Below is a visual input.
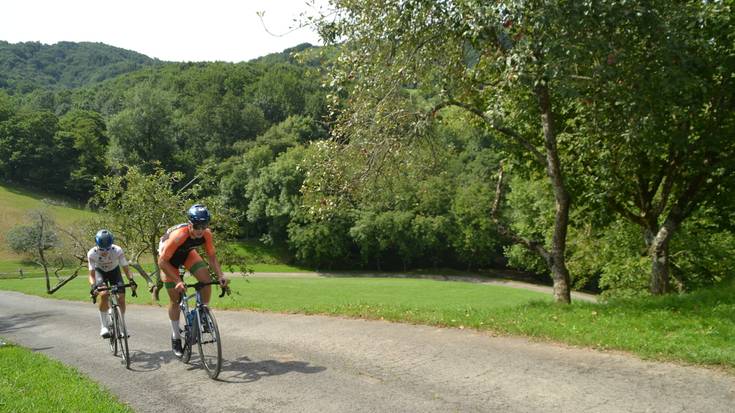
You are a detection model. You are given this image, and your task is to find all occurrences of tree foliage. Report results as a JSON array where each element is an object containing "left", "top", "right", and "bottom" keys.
[{"left": 0, "top": 41, "right": 160, "bottom": 94}]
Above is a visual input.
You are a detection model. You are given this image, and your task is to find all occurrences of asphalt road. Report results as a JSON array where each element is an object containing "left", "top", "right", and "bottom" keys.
[{"left": 1, "top": 290, "right": 733, "bottom": 412}]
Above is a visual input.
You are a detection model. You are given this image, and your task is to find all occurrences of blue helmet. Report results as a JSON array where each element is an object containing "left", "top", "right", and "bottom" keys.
[
  {"left": 187, "top": 204, "right": 211, "bottom": 225},
  {"left": 95, "top": 229, "right": 114, "bottom": 249}
]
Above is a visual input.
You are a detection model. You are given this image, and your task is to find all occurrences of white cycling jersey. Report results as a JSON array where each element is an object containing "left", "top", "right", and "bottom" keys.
[{"left": 87, "top": 244, "right": 129, "bottom": 272}]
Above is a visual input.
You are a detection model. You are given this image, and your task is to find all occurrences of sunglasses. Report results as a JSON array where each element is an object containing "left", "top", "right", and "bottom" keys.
[
  {"left": 191, "top": 223, "right": 209, "bottom": 230},
  {"left": 98, "top": 246, "right": 112, "bottom": 252}
]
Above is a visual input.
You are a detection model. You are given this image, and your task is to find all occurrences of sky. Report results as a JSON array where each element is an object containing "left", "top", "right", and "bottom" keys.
[{"left": 0, "top": 0, "right": 329, "bottom": 63}]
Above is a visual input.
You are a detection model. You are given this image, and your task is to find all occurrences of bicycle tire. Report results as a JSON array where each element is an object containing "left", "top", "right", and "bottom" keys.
[
  {"left": 197, "top": 306, "right": 222, "bottom": 379},
  {"left": 180, "top": 308, "right": 193, "bottom": 363},
  {"left": 108, "top": 309, "right": 118, "bottom": 355},
  {"left": 115, "top": 306, "right": 130, "bottom": 369}
]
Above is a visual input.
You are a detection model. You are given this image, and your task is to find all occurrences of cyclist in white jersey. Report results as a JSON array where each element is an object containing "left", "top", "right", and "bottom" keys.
[{"left": 88, "top": 229, "right": 136, "bottom": 338}]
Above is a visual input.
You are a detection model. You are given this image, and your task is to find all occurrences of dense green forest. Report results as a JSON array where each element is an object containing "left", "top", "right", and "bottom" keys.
[
  {"left": 1, "top": 0, "right": 733, "bottom": 302},
  {"left": 0, "top": 41, "right": 161, "bottom": 93}
]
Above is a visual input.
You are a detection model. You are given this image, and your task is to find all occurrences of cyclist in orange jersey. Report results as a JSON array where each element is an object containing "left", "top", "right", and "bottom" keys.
[{"left": 158, "top": 204, "right": 228, "bottom": 357}]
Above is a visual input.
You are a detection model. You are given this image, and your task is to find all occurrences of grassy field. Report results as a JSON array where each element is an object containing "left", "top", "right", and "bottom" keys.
[
  {"left": 487, "top": 284, "right": 735, "bottom": 368},
  {"left": 0, "top": 340, "right": 133, "bottom": 413},
  {"left": 1, "top": 275, "right": 733, "bottom": 370},
  {"left": 0, "top": 182, "right": 309, "bottom": 274},
  {"left": 0, "top": 184, "right": 96, "bottom": 260}
]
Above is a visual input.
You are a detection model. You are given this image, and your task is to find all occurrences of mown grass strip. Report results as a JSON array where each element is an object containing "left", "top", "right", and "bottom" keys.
[
  {"left": 0, "top": 340, "right": 133, "bottom": 413},
  {"left": 483, "top": 284, "right": 735, "bottom": 368}
]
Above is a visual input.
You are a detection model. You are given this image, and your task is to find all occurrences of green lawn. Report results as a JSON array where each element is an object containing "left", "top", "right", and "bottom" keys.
[
  {"left": 0, "top": 259, "right": 47, "bottom": 278},
  {"left": 1, "top": 275, "right": 734, "bottom": 370},
  {"left": 0, "top": 275, "right": 550, "bottom": 313},
  {"left": 0, "top": 340, "right": 133, "bottom": 413},
  {"left": 487, "top": 284, "right": 735, "bottom": 368}
]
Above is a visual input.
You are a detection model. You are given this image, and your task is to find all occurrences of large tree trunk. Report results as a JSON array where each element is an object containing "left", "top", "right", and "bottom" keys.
[
  {"left": 647, "top": 217, "right": 681, "bottom": 295},
  {"left": 650, "top": 241, "right": 670, "bottom": 295},
  {"left": 537, "top": 84, "right": 572, "bottom": 304},
  {"left": 436, "top": 86, "right": 574, "bottom": 303}
]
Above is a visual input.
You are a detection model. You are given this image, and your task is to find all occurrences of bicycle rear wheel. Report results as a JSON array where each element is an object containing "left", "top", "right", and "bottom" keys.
[
  {"left": 197, "top": 306, "right": 222, "bottom": 379},
  {"left": 115, "top": 306, "right": 130, "bottom": 368},
  {"left": 108, "top": 308, "right": 118, "bottom": 356}
]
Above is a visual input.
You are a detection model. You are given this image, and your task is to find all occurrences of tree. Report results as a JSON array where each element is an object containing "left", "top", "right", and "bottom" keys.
[
  {"left": 57, "top": 109, "right": 109, "bottom": 198},
  {"left": 92, "top": 167, "right": 195, "bottom": 293},
  {"left": 246, "top": 145, "right": 310, "bottom": 244},
  {"left": 92, "top": 167, "right": 249, "bottom": 298},
  {"left": 106, "top": 84, "right": 177, "bottom": 172},
  {"left": 0, "top": 108, "right": 77, "bottom": 191},
  {"left": 563, "top": 0, "right": 735, "bottom": 294},
  {"left": 6, "top": 209, "right": 85, "bottom": 294},
  {"left": 315, "top": 0, "right": 590, "bottom": 302}
]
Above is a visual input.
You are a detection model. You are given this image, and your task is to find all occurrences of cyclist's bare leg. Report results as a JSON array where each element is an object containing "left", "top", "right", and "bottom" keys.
[
  {"left": 97, "top": 291, "right": 110, "bottom": 312},
  {"left": 192, "top": 266, "right": 211, "bottom": 305},
  {"left": 118, "top": 293, "right": 126, "bottom": 314},
  {"left": 165, "top": 287, "right": 181, "bottom": 321}
]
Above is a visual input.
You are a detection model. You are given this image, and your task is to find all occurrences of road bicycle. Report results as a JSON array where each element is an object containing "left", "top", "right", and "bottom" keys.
[
  {"left": 178, "top": 278, "right": 228, "bottom": 379},
  {"left": 92, "top": 282, "right": 137, "bottom": 369}
]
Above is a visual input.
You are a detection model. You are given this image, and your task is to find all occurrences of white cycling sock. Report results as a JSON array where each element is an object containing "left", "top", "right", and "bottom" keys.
[
  {"left": 99, "top": 311, "right": 109, "bottom": 328},
  {"left": 171, "top": 320, "right": 181, "bottom": 339}
]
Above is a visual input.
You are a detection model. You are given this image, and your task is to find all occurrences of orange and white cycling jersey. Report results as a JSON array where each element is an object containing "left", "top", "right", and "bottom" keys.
[{"left": 158, "top": 223, "right": 215, "bottom": 264}]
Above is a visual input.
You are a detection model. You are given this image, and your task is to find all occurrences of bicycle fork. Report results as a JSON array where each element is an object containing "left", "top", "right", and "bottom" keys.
[{"left": 180, "top": 294, "right": 198, "bottom": 343}]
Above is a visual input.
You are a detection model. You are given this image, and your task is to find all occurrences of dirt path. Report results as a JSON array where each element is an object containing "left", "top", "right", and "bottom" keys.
[{"left": 2, "top": 290, "right": 733, "bottom": 412}]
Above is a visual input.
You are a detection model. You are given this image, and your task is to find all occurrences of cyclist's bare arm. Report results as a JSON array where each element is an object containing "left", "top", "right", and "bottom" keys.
[
  {"left": 122, "top": 265, "right": 134, "bottom": 281},
  {"left": 206, "top": 253, "right": 227, "bottom": 286}
]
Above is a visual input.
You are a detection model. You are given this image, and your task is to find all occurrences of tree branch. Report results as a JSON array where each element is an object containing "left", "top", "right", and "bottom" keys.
[
  {"left": 429, "top": 100, "right": 547, "bottom": 166},
  {"left": 491, "top": 161, "right": 552, "bottom": 265}
]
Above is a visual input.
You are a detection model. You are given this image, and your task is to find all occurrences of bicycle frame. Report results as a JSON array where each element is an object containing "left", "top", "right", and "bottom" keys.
[
  {"left": 93, "top": 282, "right": 136, "bottom": 368},
  {"left": 178, "top": 276, "right": 226, "bottom": 379},
  {"left": 178, "top": 279, "right": 221, "bottom": 347}
]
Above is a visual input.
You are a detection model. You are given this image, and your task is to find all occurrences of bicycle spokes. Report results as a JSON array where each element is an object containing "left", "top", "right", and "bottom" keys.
[{"left": 197, "top": 307, "right": 222, "bottom": 379}]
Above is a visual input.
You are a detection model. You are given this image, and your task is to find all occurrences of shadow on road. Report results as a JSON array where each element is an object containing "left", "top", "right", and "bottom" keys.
[
  {"left": 218, "top": 356, "right": 327, "bottom": 383},
  {"left": 0, "top": 311, "right": 54, "bottom": 334},
  {"left": 128, "top": 349, "right": 180, "bottom": 372}
]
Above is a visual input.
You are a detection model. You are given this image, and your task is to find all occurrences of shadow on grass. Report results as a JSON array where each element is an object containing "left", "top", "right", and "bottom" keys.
[{"left": 217, "top": 355, "right": 326, "bottom": 383}]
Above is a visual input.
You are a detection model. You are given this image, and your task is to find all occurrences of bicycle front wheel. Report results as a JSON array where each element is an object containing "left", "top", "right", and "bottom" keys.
[
  {"left": 115, "top": 306, "right": 130, "bottom": 368},
  {"left": 108, "top": 309, "right": 118, "bottom": 356},
  {"left": 197, "top": 306, "right": 222, "bottom": 379}
]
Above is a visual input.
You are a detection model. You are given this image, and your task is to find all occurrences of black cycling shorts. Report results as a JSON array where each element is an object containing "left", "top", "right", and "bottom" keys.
[{"left": 94, "top": 266, "right": 126, "bottom": 293}]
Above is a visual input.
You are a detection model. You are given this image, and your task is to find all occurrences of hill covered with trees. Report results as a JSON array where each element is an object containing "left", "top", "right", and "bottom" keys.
[{"left": 0, "top": 41, "right": 162, "bottom": 93}]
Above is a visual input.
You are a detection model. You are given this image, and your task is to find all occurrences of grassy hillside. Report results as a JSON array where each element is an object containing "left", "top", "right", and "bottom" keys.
[
  {"left": 0, "top": 40, "right": 162, "bottom": 93},
  {"left": 0, "top": 183, "right": 95, "bottom": 264},
  {"left": 0, "top": 183, "right": 306, "bottom": 274}
]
